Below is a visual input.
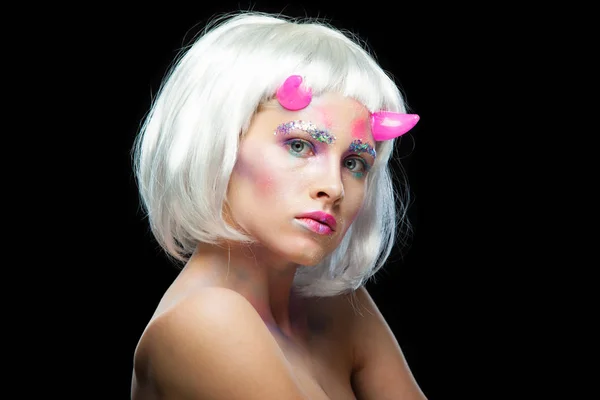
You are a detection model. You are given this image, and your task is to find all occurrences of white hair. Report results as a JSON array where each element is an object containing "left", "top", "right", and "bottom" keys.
[{"left": 133, "top": 11, "right": 415, "bottom": 297}]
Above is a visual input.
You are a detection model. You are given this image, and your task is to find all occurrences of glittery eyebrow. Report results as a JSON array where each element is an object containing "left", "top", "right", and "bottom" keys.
[
  {"left": 274, "top": 120, "right": 336, "bottom": 144},
  {"left": 348, "top": 139, "right": 377, "bottom": 158}
]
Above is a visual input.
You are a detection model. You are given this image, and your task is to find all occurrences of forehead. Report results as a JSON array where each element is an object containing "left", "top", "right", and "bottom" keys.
[
  {"left": 259, "top": 92, "right": 373, "bottom": 141},
  {"left": 307, "top": 93, "right": 371, "bottom": 127}
]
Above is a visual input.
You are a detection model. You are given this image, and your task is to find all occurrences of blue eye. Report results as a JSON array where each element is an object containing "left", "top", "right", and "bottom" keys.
[
  {"left": 344, "top": 157, "right": 369, "bottom": 178},
  {"left": 286, "top": 139, "right": 314, "bottom": 157}
]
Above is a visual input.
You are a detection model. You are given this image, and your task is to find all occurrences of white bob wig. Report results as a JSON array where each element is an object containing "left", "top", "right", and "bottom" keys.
[{"left": 133, "top": 11, "right": 415, "bottom": 297}]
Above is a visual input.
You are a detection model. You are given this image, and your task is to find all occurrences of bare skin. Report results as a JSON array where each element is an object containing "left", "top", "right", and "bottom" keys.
[
  {"left": 133, "top": 248, "right": 355, "bottom": 399},
  {"left": 131, "top": 94, "right": 427, "bottom": 399},
  {"left": 131, "top": 255, "right": 427, "bottom": 399}
]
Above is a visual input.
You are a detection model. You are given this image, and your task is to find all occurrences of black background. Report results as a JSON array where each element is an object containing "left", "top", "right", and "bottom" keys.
[
  {"left": 119, "top": 4, "right": 444, "bottom": 396},
  {"left": 27, "top": 1, "right": 558, "bottom": 398}
]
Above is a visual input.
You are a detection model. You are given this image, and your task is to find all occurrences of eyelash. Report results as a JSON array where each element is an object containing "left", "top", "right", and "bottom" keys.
[{"left": 284, "top": 138, "right": 369, "bottom": 177}]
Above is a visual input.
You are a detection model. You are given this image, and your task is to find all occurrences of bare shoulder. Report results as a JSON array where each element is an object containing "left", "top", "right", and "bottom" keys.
[
  {"left": 345, "top": 286, "right": 428, "bottom": 400},
  {"left": 132, "top": 287, "right": 309, "bottom": 400}
]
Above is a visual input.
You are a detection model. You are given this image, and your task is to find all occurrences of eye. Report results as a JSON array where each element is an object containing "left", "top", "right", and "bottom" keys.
[
  {"left": 344, "top": 157, "right": 368, "bottom": 174},
  {"left": 285, "top": 139, "right": 314, "bottom": 157}
]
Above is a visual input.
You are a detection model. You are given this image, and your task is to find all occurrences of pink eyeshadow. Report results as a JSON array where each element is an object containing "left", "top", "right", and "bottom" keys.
[{"left": 351, "top": 118, "right": 369, "bottom": 139}]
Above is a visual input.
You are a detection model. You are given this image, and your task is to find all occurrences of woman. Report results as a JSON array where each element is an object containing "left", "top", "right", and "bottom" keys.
[{"left": 131, "top": 11, "right": 427, "bottom": 399}]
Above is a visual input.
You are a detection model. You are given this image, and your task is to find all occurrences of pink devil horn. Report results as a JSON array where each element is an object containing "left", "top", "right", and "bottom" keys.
[
  {"left": 370, "top": 111, "right": 420, "bottom": 141},
  {"left": 276, "top": 75, "right": 313, "bottom": 111}
]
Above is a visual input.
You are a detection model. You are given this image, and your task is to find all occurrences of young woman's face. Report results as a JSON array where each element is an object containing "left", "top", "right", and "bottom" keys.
[{"left": 226, "top": 92, "right": 376, "bottom": 266}]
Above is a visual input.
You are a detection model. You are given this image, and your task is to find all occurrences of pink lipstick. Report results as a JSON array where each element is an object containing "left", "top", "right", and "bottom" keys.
[{"left": 295, "top": 211, "right": 337, "bottom": 235}]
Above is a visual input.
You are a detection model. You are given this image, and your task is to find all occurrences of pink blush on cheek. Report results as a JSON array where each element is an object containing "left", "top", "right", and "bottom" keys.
[
  {"left": 233, "top": 151, "right": 275, "bottom": 195},
  {"left": 250, "top": 161, "right": 290, "bottom": 197},
  {"left": 243, "top": 162, "right": 276, "bottom": 194},
  {"left": 255, "top": 170, "right": 275, "bottom": 193}
]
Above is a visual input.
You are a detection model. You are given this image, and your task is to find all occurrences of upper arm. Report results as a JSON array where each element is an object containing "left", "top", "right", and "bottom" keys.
[
  {"left": 349, "top": 286, "right": 428, "bottom": 400},
  {"left": 133, "top": 288, "right": 309, "bottom": 400}
]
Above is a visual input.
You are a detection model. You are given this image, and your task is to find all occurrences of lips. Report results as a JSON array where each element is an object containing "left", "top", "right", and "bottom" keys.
[{"left": 295, "top": 211, "right": 337, "bottom": 231}]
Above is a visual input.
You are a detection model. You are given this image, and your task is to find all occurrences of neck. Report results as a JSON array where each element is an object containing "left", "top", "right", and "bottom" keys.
[{"left": 185, "top": 241, "right": 308, "bottom": 338}]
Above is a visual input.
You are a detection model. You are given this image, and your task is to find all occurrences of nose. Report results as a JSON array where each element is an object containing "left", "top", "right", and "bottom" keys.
[{"left": 309, "top": 162, "right": 345, "bottom": 205}]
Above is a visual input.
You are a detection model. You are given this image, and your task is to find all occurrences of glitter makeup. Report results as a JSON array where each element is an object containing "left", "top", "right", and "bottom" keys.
[
  {"left": 275, "top": 120, "right": 336, "bottom": 144},
  {"left": 348, "top": 139, "right": 376, "bottom": 158}
]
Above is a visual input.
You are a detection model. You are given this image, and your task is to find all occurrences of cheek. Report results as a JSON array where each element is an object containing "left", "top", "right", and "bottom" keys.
[
  {"left": 341, "top": 179, "right": 367, "bottom": 224},
  {"left": 347, "top": 199, "right": 364, "bottom": 225},
  {"left": 253, "top": 166, "right": 276, "bottom": 193},
  {"left": 233, "top": 148, "right": 292, "bottom": 200}
]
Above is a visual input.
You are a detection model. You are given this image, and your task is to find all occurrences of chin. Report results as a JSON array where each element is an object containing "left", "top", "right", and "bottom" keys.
[
  {"left": 287, "top": 241, "right": 332, "bottom": 267},
  {"left": 254, "top": 229, "right": 339, "bottom": 266},
  {"left": 295, "top": 256, "right": 323, "bottom": 267}
]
